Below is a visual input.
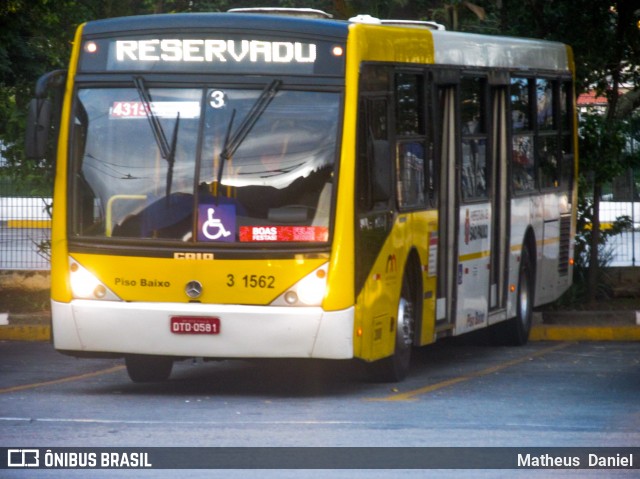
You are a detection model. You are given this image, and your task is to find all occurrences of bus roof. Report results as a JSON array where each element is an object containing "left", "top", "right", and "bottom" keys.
[
  {"left": 81, "top": 12, "right": 572, "bottom": 74},
  {"left": 430, "top": 29, "right": 571, "bottom": 73}
]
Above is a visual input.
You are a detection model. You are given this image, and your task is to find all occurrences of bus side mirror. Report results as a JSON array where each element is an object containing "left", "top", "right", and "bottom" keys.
[
  {"left": 25, "top": 69, "right": 67, "bottom": 161},
  {"left": 372, "top": 140, "right": 392, "bottom": 202},
  {"left": 25, "top": 98, "right": 52, "bottom": 160}
]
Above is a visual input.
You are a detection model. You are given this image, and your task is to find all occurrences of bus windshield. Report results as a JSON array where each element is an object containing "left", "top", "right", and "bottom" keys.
[{"left": 70, "top": 84, "right": 339, "bottom": 244}]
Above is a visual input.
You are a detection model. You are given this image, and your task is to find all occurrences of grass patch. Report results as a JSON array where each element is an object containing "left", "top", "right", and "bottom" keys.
[{"left": 0, "top": 272, "right": 51, "bottom": 313}]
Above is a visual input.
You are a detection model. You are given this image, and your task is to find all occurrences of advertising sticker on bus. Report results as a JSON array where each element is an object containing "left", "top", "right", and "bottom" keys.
[{"left": 239, "top": 226, "right": 328, "bottom": 242}]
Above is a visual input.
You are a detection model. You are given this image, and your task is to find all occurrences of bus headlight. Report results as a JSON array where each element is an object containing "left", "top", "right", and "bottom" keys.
[
  {"left": 297, "top": 268, "right": 327, "bottom": 305},
  {"left": 271, "top": 263, "right": 328, "bottom": 307},
  {"left": 69, "top": 258, "right": 120, "bottom": 300}
]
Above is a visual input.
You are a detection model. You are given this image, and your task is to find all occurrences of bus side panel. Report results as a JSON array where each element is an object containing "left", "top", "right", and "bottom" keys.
[
  {"left": 538, "top": 192, "right": 560, "bottom": 304},
  {"left": 414, "top": 211, "right": 438, "bottom": 346},
  {"left": 527, "top": 192, "right": 572, "bottom": 308},
  {"left": 354, "top": 214, "right": 405, "bottom": 362},
  {"left": 539, "top": 191, "right": 573, "bottom": 304},
  {"left": 354, "top": 211, "right": 437, "bottom": 362},
  {"left": 455, "top": 203, "right": 491, "bottom": 335},
  {"left": 508, "top": 195, "right": 573, "bottom": 318}
]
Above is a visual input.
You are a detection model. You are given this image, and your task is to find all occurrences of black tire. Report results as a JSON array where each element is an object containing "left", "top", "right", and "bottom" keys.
[
  {"left": 125, "top": 354, "right": 173, "bottom": 383},
  {"left": 369, "top": 270, "right": 417, "bottom": 382},
  {"left": 494, "top": 247, "right": 534, "bottom": 346}
]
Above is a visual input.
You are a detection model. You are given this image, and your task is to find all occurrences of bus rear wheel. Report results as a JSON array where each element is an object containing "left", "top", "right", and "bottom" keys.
[
  {"left": 125, "top": 354, "right": 174, "bottom": 383},
  {"left": 494, "top": 247, "right": 533, "bottom": 345}
]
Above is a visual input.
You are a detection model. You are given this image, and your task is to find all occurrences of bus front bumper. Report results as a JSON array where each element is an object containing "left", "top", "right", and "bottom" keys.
[{"left": 51, "top": 300, "right": 354, "bottom": 360}]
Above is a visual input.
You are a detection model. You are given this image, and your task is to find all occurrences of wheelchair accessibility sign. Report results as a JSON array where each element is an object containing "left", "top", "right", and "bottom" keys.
[{"left": 197, "top": 204, "right": 236, "bottom": 242}]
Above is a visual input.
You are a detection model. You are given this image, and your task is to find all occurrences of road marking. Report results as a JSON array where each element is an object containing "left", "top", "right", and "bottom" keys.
[
  {"left": 0, "top": 417, "right": 369, "bottom": 426},
  {"left": 368, "top": 342, "right": 574, "bottom": 402},
  {"left": 0, "top": 365, "right": 125, "bottom": 394}
]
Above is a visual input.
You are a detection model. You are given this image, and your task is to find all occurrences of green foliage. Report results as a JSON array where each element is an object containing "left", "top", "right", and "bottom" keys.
[
  {"left": 580, "top": 112, "right": 636, "bottom": 185},
  {"left": 428, "top": 1, "right": 488, "bottom": 32},
  {"left": 1, "top": 0, "right": 92, "bottom": 168},
  {"left": 560, "top": 177, "right": 632, "bottom": 305},
  {"left": 570, "top": 110, "right": 640, "bottom": 301}
]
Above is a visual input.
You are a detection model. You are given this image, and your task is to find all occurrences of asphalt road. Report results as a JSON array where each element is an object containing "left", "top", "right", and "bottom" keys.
[{"left": 1, "top": 339, "right": 639, "bottom": 478}]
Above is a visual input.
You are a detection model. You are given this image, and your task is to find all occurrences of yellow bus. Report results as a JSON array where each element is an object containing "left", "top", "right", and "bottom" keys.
[{"left": 26, "top": 9, "right": 576, "bottom": 382}]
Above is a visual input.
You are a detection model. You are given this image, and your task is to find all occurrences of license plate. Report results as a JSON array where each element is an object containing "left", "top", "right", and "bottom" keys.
[{"left": 170, "top": 316, "right": 220, "bottom": 335}]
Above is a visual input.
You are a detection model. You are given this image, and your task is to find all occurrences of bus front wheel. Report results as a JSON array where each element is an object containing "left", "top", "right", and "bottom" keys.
[
  {"left": 368, "top": 271, "right": 416, "bottom": 382},
  {"left": 125, "top": 354, "right": 174, "bottom": 383}
]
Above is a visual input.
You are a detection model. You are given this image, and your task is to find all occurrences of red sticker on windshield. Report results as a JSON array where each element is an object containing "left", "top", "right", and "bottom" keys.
[{"left": 239, "top": 226, "right": 328, "bottom": 242}]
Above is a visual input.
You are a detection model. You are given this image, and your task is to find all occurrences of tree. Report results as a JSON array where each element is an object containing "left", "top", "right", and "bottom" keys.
[
  {"left": 430, "top": 1, "right": 486, "bottom": 31},
  {"left": 0, "top": 1, "right": 100, "bottom": 196}
]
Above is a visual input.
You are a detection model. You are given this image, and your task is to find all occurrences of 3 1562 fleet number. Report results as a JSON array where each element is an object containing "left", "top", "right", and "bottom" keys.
[{"left": 226, "top": 274, "right": 275, "bottom": 289}]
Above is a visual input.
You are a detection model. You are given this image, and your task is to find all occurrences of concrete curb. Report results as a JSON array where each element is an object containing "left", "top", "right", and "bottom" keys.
[
  {"left": 529, "top": 325, "right": 640, "bottom": 341},
  {"left": 1, "top": 311, "right": 639, "bottom": 343},
  {"left": 0, "top": 312, "right": 51, "bottom": 342},
  {"left": 529, "top": 310, "right": 640, "bottom": 341}
]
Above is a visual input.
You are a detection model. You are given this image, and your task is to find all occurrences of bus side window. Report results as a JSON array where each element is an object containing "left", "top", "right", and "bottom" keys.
[
  {"left": 460, "top": 76, "right": 488, "bottom": 201},
  {"left": 395, "top": 72, "right": 430, "bottom": 209},
  {"left": 357, "top": 98, "right": 392, "bottom": 209},
  {"left": 510, "top": 77, "right": 535, "bottom": 193},
  {"left": 357, "top": 65, "right": 392, "bottom": 212},
  {"left": 396, "top": 142, "right": 425, "bottom": 208},
  {"left": 537, "top": 78, "right": 560, "bottom": 189}
]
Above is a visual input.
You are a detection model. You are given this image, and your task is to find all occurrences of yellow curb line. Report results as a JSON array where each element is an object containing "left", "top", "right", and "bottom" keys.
[
  {"left": 5, "top": 219, "right": 52, "bottom": 228},
  {"left": 530, "top": 325, "right": 640, "bottom": 341},
  {"left": 0, "top": 325, "right": 51, "bottom": 342}
]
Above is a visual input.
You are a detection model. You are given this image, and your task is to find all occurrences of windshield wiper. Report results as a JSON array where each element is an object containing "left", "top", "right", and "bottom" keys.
[
  {"left": 133, "top": 76, "right": 180, "bottom": 204},
  {"left": 215, "top": 79, "right": 282, "bottom": 201}
]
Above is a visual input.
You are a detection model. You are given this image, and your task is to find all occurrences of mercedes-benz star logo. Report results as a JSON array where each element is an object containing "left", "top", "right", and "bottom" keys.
[{"left": 185, "top": 280, "right": 203, "bottom": 299}]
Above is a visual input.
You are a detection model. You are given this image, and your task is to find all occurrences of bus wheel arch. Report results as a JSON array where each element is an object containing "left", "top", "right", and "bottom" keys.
[{"left": 369, "top": 249, "right": 422, "bottom": 382}]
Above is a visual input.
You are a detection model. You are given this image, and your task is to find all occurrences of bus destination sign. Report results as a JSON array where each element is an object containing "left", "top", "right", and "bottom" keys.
[
  {"left": 115, "top": 39, "right": 317, "bottom": 64},
  {"left": 79, "top": 35, "right": 345, "bottom": 76}
]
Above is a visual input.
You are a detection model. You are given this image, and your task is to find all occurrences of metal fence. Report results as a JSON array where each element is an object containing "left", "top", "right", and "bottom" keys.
[
  {"left": 0, "top": 174, "right": 52, "bottom": 271},
  {"left": 600, "top": 168, "right": 640, "bottom": 267}
]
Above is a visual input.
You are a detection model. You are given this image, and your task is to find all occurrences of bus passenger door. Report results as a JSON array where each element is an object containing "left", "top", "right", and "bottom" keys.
[
  {"left": 488, "top": 82, "right": 510, "bottom": 314},
  {"left": 355, "top": 92, "right": 396, "bottom": 360},
  {"left": 435, "top": 82, "right": 458, "bottom": 331},
  {"left": 456, "top": 76, "right": 492, "bottom": 335}
]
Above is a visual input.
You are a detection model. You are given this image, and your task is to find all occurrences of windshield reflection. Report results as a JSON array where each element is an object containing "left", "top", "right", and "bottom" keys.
[{"left": 71, "top": 85, "right": 340, "bottom": 244}]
